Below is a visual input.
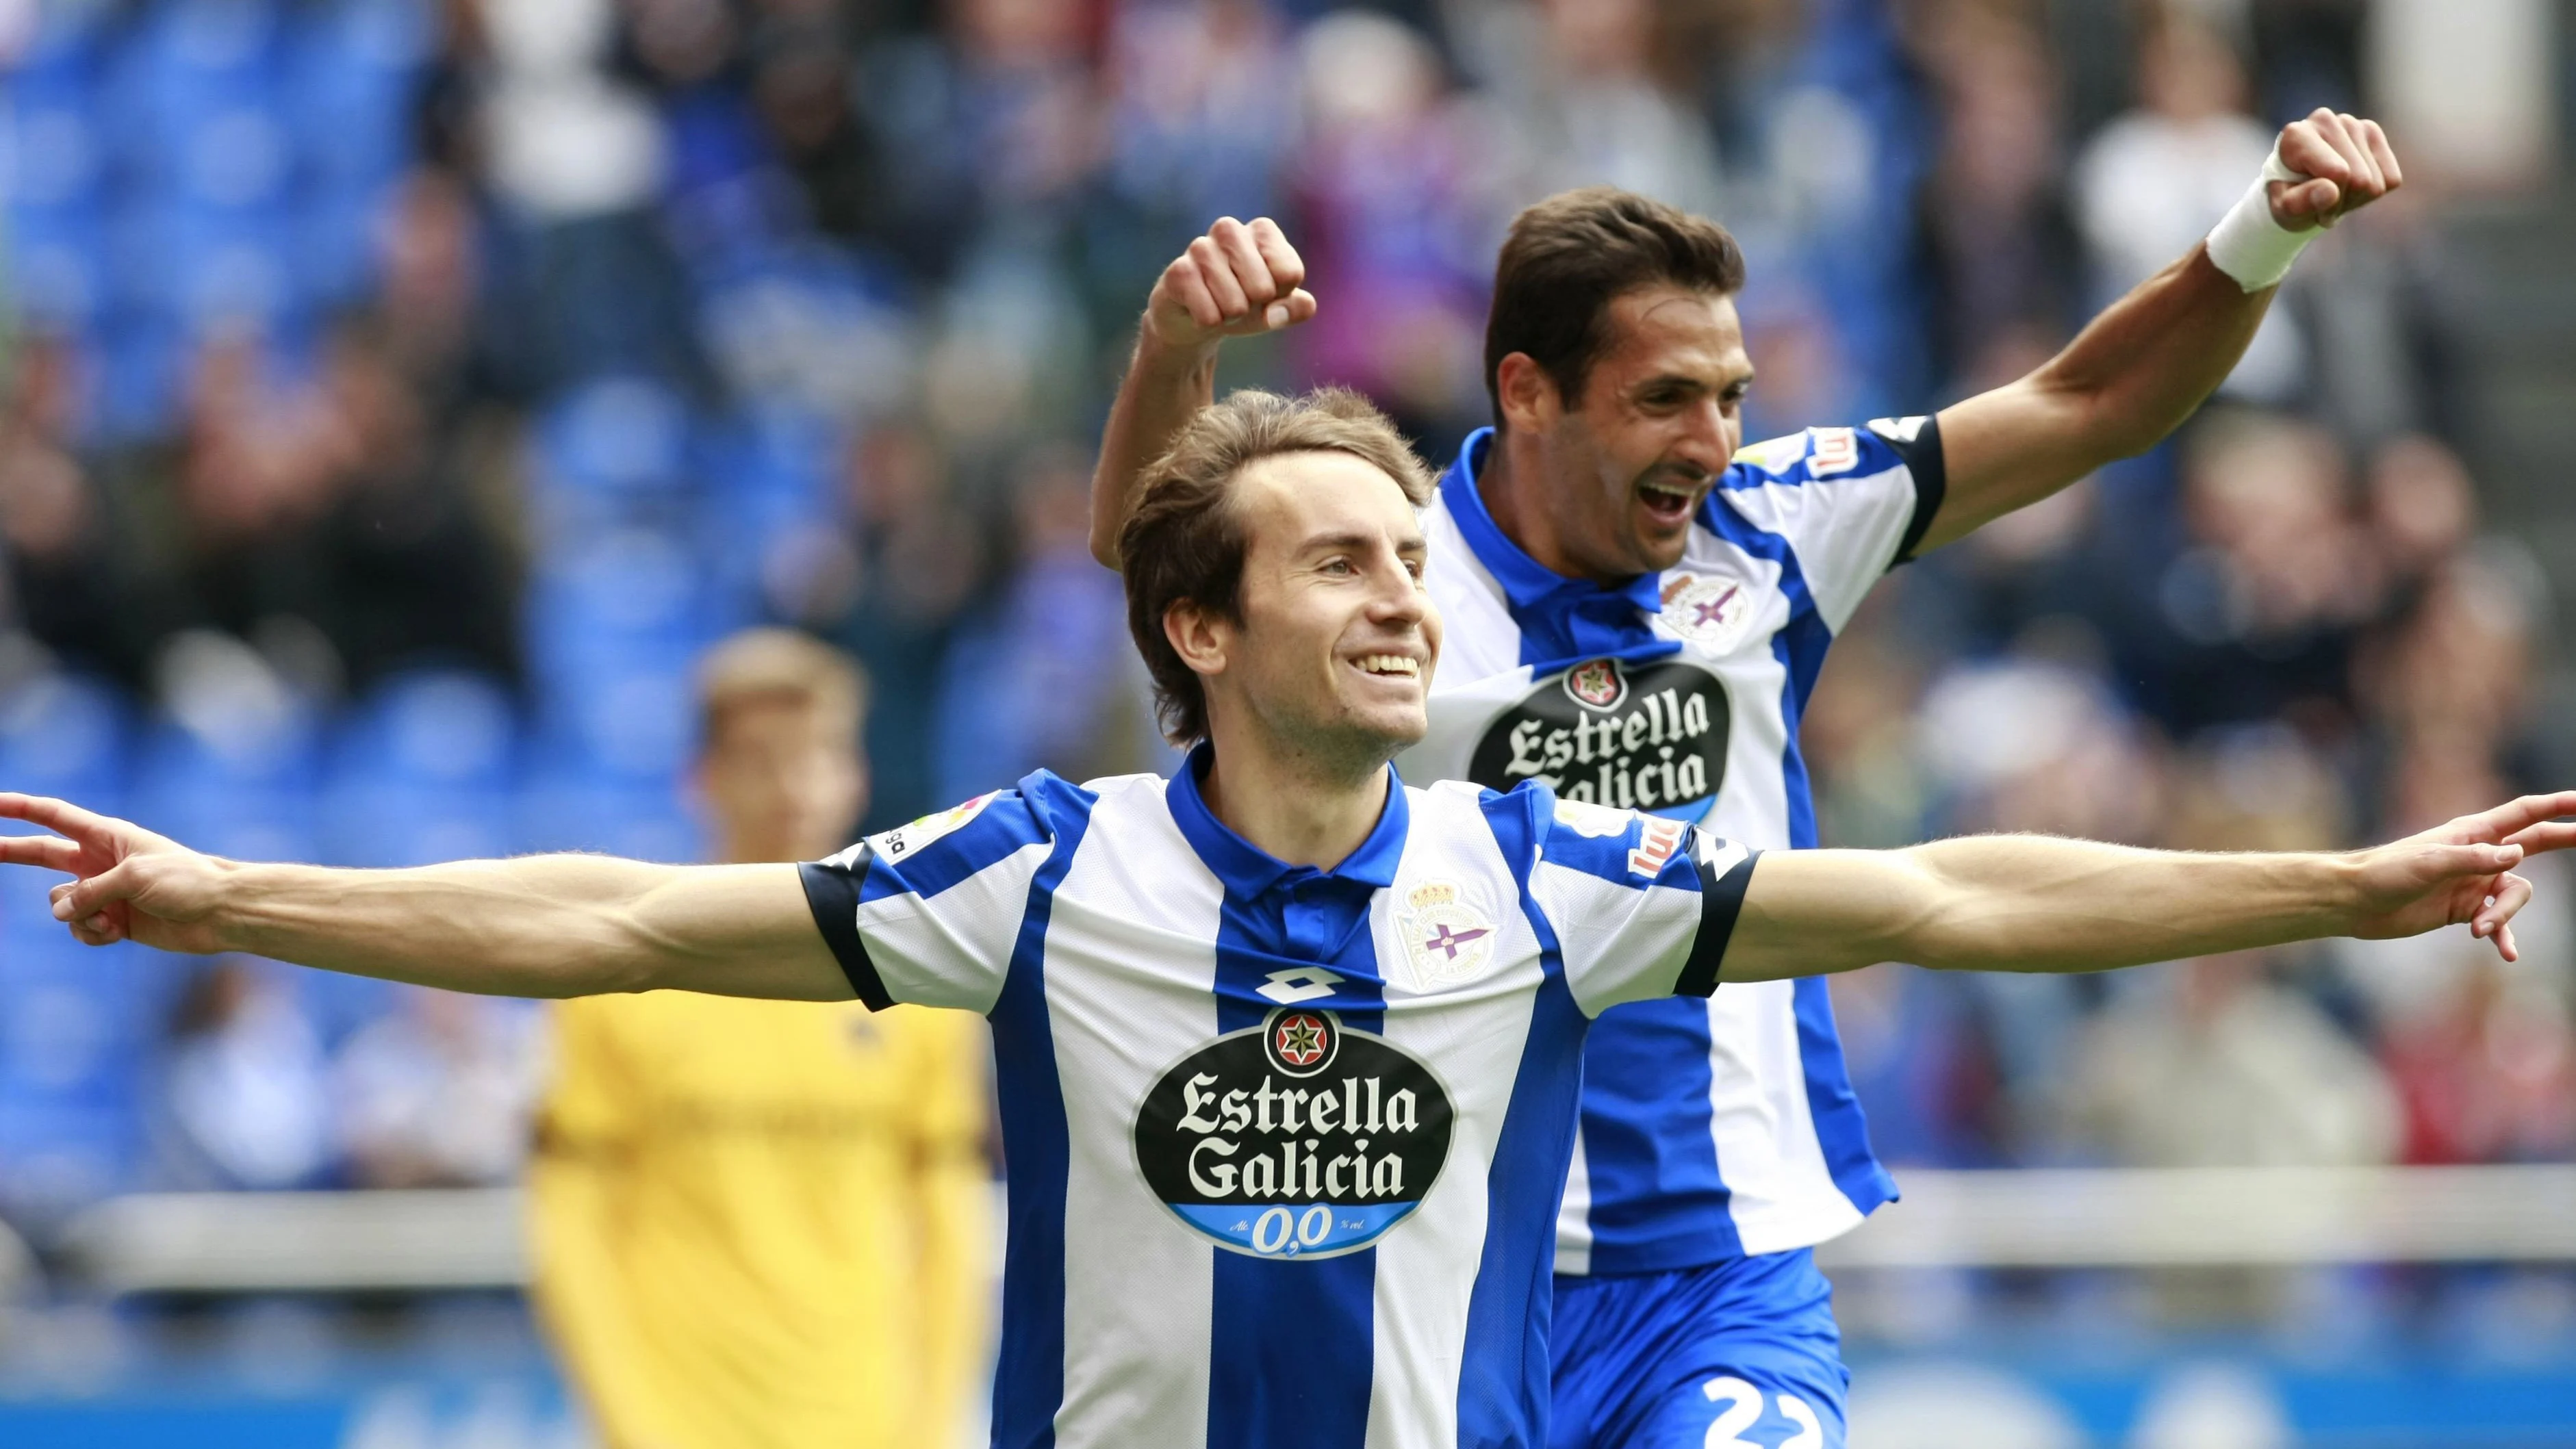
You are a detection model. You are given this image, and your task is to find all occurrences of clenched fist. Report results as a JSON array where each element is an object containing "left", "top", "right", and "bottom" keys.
[
  {"left": 2268, "top": 108, "right": 2403, "bottom": 231},
  {"left": 1144, "top": 216, "right": 1319, "bottom": 355}
]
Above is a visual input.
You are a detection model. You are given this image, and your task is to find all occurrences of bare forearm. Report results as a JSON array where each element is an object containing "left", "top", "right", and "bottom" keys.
[
  {"left": 1090, "top": 334, "right": 1219, "bottom": 566},
  {"left": 207, "top": 856, "right": 841, "bottom": 999},
  {"left": 1728, "top": 836, "right": 2362, "bottom": 980},
  {"left": 1928, "top": 249, "right": 2272, "bottom": 548}
]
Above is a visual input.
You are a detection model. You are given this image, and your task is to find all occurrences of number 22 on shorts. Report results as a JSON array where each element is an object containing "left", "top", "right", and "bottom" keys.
[{"left": 1701, "top": 1376, "right": 1826, "bottom": 1449}]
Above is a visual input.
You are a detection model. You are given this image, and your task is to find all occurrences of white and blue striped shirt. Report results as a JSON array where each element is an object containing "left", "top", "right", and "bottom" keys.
[
  {"left": 800, "top": 754, "right": 1757, "bottom": 1449},
  {"left": 1401, "top": 421, "right": 1941, "bottom": 1274}
]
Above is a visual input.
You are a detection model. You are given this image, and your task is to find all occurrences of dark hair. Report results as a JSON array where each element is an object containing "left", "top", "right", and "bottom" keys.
[
  {"left": 1483, "top": 187, "right": 1748, "bottom": 422},
  {"left": 1120, "top": 387, "right": 1437, "bottom": 746}
]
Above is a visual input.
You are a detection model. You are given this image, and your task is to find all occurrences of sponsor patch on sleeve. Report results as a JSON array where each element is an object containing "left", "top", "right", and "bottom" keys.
[{"left": 872, "top": 791, "right": 999, "bottom": 861}]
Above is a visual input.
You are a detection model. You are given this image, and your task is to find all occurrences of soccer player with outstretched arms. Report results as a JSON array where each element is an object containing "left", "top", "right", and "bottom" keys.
[
  {"left": 8, "top": 388, "right": 2545, "bottom": 1449},
  {"left": 1088, "top": 113, "right": 2403, "bottom": 1448}
]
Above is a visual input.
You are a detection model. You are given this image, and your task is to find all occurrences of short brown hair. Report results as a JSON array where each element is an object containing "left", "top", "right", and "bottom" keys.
[
  {"left": 1485, "top": 187, "right": 1748, "bottom": 422},
  {"left": 1120, "top": 387, "right": 1436, "bottom": 746},
  {"left": 694, "top": 628, "right": 868, "bottom": 754}
]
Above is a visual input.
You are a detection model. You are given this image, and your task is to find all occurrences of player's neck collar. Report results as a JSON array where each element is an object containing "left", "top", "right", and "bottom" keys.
[
  {"left": 1166, "top": 743, "right": 1409, "bottom": 898},
  {"left": 1442, "top": 427, "right": 1664, "bottom": 620}
]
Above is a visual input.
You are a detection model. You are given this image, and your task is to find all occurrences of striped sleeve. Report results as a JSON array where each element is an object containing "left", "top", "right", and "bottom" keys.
[
  {"left": 798, "top": 788, "right": 1052, "bottom": 1013},
  {"left": 1523, "top": 792, "right": 1761, "bottom": 1016},
  {"left": 1717, "top": 415, "right": 1946, "bottom": 630}
]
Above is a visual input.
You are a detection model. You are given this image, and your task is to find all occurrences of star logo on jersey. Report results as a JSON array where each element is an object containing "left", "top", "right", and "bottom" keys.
[
  {"left": 1398, "top": 881, "right": 1496, "bottom": 986},
  {"left": 1659, "top": 572, "right": 1752, "bottom": 652},
  {"left": 1564, "top": 658, "right": 1626, "bottom": 710},
  {"left": 1267, "top": 1012, "right": 1338, "bottom": 1075}
]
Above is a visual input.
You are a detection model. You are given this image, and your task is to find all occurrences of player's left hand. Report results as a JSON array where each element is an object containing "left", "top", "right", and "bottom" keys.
[
  {"left": 2347, "top": 791, "right": 2576, "bottom": 960},
  {"left": 2270, "top": 108, "right": 2403, "bottom": 232}
]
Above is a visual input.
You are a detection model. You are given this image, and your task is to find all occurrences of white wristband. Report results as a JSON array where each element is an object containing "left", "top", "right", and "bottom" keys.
[{"left": 2204, "top": 140, "right": 2317, "bottom": 292}]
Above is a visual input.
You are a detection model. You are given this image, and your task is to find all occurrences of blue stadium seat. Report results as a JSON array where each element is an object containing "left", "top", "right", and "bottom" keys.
[
  {"left": 166, "top": 205, "right": 297, "bottom": 328},
  {"left": 0, "top": 674, "right": 130, "bottom": 803},
  {"left": 320, "top": 672, "right": 520, "bottom": 867},
  {"left": 286, "top": 0, "right": 425, "bottom": 192},
  {"left": 534, "top": 378, "right": 692, "bottom": 500},
  {"left": 130, "top": 676, "right": 321, "bottom": 864},
  {"left": 517, "top": 771, "right": 700, "bottom": 864},
  {"left": 2, "top": 92, "right": 105, "bottom": 209},
  {"left": 3, "top": 203, "right": 106, "bottom": 327}
]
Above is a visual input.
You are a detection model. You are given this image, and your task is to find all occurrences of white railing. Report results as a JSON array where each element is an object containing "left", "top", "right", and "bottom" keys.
[{"left": 51, "top": 1166, "right": 2576, "bottom": 1295}]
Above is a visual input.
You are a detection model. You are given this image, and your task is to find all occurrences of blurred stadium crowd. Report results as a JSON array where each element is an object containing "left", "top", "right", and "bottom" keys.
[{"left": 0, "top": 0, "right": 2568, "bottom": 1281}]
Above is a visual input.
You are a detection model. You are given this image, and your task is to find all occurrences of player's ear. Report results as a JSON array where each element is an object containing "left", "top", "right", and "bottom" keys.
[
  {"left": 1495, "top": 352, "right": 1561, "bottom": 433},
  {"left": 1165, "top": 599, "right": 1230, "bottom": 681}
]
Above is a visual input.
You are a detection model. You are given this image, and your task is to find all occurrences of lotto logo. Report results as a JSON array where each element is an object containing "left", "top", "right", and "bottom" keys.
[{"left": 1628, "top": 817, "right": 1688, "bottom": 878}]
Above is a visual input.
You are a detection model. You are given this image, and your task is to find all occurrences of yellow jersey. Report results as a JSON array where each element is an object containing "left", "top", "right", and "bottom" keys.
[{"left": 529, "top": 991, "right": 991, "bottom": 1449}]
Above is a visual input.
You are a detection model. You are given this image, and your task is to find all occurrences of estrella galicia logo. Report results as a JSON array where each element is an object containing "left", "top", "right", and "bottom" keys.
[
  {"left": 1134, "top": 1009, "right": 1454, "bottom": 1260},
  {"left": 1469, "top": 657, "right": 1730, "bottom": 814}
]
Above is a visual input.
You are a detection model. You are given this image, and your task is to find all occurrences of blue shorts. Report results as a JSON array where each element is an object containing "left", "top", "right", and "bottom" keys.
[{"left": 1548, "top": 1249, "right": 1847, "bottom": 1449}]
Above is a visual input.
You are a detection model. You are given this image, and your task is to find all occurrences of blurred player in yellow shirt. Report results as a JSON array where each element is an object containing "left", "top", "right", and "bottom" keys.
[{"left": 529, "top": 629, "right": 991, "bottom": 1449}]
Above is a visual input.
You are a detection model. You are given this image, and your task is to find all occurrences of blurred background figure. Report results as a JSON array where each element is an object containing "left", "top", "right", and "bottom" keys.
[{"left": 529, "top": 629, "right": 990, "bottom": 1449}]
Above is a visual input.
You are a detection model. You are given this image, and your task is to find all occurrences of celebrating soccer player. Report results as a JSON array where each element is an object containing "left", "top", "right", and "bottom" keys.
[
  {"left": 1088, "top": 111, "right": 2402, "bottom": 1448},
  {"left": 5, "top": 386, "right": 2561, "bottom": 1449}
]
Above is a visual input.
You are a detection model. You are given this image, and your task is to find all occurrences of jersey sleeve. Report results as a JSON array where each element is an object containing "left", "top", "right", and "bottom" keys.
[
  {"left": 1716, "top": 415, "right": 1946, "bottom": 632},
  {"left": 798, "top": 788, "right": 1054, "bottom": 1014},
  {"left": 1523, "top": 793, "right": 1761, "bottom": 1016}
]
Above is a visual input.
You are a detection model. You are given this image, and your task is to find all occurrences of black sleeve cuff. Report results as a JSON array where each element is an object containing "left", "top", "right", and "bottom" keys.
[
  {"left": 1674, "top": 846, "right": 1761, "bottom": 998},
  {"left": 799, "top": 850, "right": 893, "bottom": 1011},
  {"left": 1887, "top": 415, "right": 1948, "bottom": 567}
]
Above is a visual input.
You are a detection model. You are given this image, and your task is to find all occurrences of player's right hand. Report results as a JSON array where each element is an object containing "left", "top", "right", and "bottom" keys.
[
  {"left": 0, "top": 793, "right": 233, "bottom": 953},
  {"left": 1143, "top": 216, "right": 1318, "bottom": 355}
]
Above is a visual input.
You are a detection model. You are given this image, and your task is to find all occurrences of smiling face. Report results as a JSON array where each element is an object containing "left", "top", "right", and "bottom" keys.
[
  {"left": 1177, "top": 450, "right": 1442, "bottom": 774},
  {"left": 1509, "top": 284, "right": 1754, "bottom": 580}
]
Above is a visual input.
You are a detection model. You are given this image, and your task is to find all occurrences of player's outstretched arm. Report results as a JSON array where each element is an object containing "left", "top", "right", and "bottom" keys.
[
  {"left": 1924, "top": 108, "right": 2402, "bottom": 552},
  {"left": 0, "top": 793, "right": 854, "bottom": 1001},
  {"left": 1716, "top": 791, "right": 2576, "bottom": 984},
  {"left": 1089, "top": 216, "right": 1316, "bottom": 567}
]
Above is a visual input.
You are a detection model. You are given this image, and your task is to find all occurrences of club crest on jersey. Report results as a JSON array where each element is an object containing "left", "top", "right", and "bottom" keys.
[
  {"left": 873, "top": 791, "right": 997, "bottom": 860},
  {"left": 1564, "top": 658, "right": 1625, "bottom": 710},
  {"left": 1472, "top": 659, "right": 1731, "bottom": 815},
  {"left": 1659, "top": 572, "right": 1751, "bottom": 652},
  {"left": 1397, "top": 881, "right": 1496, "bottom": 986},
  {"left": 1134, "top": 1009, "right": 1455, "bottom": 1261}
]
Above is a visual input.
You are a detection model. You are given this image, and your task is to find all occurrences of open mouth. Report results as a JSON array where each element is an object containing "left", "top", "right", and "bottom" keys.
[
  {"left": 1353, "top": 653, "right": 1423, "bottom": 681},
  {"left": 1637, "top": 478, "right": 1701, "bottom": 526}
]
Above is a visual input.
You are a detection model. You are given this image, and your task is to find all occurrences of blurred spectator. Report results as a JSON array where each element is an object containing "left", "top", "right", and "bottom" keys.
[
  {"left": 333, "top": 987, "right": 544, "bottom": 1188},
  {"left": 2071, "top": 12, "right": 2304, "bottom": 400},
  {"left": 1912, "top": 6, "right": 2082, "bottom": 395},
  {"left": 1282, "top": 10, "right": 1492, "bottom": 446},
  {"left": 155, "top": 958, "right": 332, "bottom": 1191},
  {"left": 2063, "top": 949, "right": 2402, "bottom": 1168},
  {"left": 821, "top": 422, "right": 988, "bottom": 831}
]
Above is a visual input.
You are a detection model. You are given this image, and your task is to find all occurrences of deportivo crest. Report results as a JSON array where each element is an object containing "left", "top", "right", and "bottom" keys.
[
  {"left": 1134, "top": 1009, "right": 1455, "bottom": 1260},
  {"left": 1659, "top": 572, "right": 1752, "bottom": 651},
  {"left": 1564, "top": 658, "right": 1624, "bottom": 710},
  {"left": 873, "top": 792, "right": 997, "bottom": 861},
  {"left": 1472, "top": 658, "right": 1730, "bottom": 816},
  {"left": 1397, "top": 881, "right": 1496, "bottom": 986}
]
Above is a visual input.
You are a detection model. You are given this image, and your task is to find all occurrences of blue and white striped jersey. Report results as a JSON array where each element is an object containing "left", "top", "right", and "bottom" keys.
[
  {"left": 800, "top": 754, "right": 1757, "bottom": 1449},
  {"left": 1401, "top": 422, "right": 1941, "bottom": 1274}
]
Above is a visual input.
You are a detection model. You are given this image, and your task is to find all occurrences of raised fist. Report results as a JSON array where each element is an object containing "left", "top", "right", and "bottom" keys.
[
  {"left": 1144, "top": 216, "right": 1319, "bottom": 353},
  {"left": 2270, "top": 108, "right": 2403, "bottom": 231}
]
